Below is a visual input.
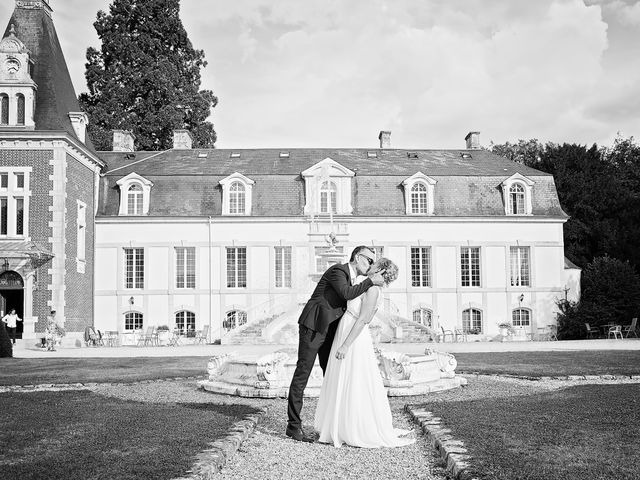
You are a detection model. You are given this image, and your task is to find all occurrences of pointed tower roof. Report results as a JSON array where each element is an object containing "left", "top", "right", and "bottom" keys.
[{"left": 2, "top": 0, "right": 95, "bottom": 150}]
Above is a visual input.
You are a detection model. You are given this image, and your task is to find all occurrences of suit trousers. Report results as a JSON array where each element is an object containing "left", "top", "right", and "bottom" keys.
[{"left": 287, "top": 321, "right": 339, "bottom": 429}]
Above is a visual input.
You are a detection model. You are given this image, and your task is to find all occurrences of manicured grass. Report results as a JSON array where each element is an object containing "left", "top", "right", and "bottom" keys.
[
  {"left": 423, "top": 383, "right": 640, "bottom": 480},
  {"left": 0, "top": 390, "right": 259, "bottom": 480},
  {"left": 0, "top": 357, "right": 209, "bottom": 385},
  {"left": 454, "top": 350, "right": 640, "bottom": 377}
]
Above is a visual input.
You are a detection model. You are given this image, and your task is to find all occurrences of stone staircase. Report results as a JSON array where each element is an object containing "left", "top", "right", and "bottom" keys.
[
  {"left": 222, "top": 313, "right": 283, "bottom": 345},
  {"left": 388, "top": 316, "right": 437, "bottom": 343}
]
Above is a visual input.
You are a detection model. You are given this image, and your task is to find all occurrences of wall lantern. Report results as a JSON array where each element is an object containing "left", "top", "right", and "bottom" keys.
[
  {"left": 129, "top": 296, "right": 135, "bottom": 306},
  {"left": 518, "top": 293, "right": 524, "bottom": 304}
]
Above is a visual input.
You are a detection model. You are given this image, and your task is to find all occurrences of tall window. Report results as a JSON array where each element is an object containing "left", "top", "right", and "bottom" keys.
[
  {"left": 315, "top": 246, "right": 344, "bottom": 273},
  {"left": 462, "top": 308, "right": 483, "bottom": 333},
  {"left": 175, "top": 311, "right": 196, "bottom": 334},
  {"left": 16, "top": 94, "right": 25, "bottom": 125},
  {"left": 0, "top": 169, "right": 29, "bottom": 237},
  {"left": 0, "top": 94, "right": 8, "bottom": 124},
  {"left": 512, "top": 308, "right": 531, "bottom": 327},
  {"left": 275, "top": 246, "right": 292, "bottom": 288},
  {"left": 413, "top": 308, "right": 433, "bottom": 327},
  {"left": 124, "top": 312, "right": 143, "bottom": 331},
  {"left": 461, "top": 247, "right": 481, "bottom": 287},
  {"left": 223, "top": 310, "right": 247, "bottom": 332},
  {"left": 410, "top": 183, "right": 428, "bottom": 214},
  {"left": 229, "top": 181, "right": 246, "bottom": 214},
  {"left": 510, "top": 247, "right": 530, "bottom": 287},
  {"left": 127, "top": 184, "right": 143, "bottom": 215},
  {"left": 124, "top": 248, "right": 144, "bottom": 289},
  {"left": 509, "top": 183, "right": 525, "bottom": 215},
  {"left": 226, "top": 247, "right": 247, "bottom": 288},
  {"left": 77, "top": 202, "right": 86, "bottom": 262},
  {"left": 411, "top": 247, "right": 431, "bottom": 287},
  {"left": 320, "top": 181, "right": 337, "bottom": 214},
  {"left": 176, "top": 247, "right": 196, "bottom": 288}
]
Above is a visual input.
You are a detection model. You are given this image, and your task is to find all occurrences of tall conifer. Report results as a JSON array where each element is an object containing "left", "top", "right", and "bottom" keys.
[{"left": 79, "top": 0, "right": 217, "bottom": 150}]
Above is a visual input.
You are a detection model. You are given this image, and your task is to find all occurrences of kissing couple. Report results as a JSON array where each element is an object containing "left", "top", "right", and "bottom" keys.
[{"left": 287, "top": 245, "right": 415, "bottom": 448}]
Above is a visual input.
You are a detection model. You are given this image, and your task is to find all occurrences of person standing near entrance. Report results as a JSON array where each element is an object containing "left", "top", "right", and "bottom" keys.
[{"left": 2, "top": 309, "right": 22, "bottom": 345}]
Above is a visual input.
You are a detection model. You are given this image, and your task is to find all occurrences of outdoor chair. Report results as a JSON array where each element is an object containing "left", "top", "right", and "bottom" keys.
[
  {"left": 608, "top": 325, "right": 623, "bottom": 340},
  {"left": 137, "top": 326, "right": 157, "bottom": 346},
  {"left": 195, "top": 325, "right": 209, "bottom": 344},
  {"left": 437, "top": 326, "right": 454, "bottom": 343},
  {"left": 622, "top": 318, "right": 638, "bottom": 338},
  {"left": 585, "top": 323, "right": 600, "bottom": 339},
  {"left": 454, "top": 328, "right": 468, "bottom": 342},
  {"left": 84, "top": 326, "right": 101, "bottom": 347},
  {"left": 95, "top": 330, "right": 105, "bottom": 346}
]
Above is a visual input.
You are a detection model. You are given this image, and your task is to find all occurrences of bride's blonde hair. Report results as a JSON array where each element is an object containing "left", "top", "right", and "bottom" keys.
[{"left": 374, "top": 257, "right": 399, "bottom": 286}]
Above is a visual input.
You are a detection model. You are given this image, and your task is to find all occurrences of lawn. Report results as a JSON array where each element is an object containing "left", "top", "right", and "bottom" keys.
[
  {"left": 422, "top": 383, "right": 640, "bottom": 480},
  {"left": 453, "top": 350, "right": 640, "bottom": 377},
  {"left": 0, "top": 390, "right": 260, "bottom": 480}
]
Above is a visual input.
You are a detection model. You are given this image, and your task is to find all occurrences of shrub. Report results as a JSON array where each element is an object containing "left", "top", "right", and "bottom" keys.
[{"left": 0, "top": 321, "right": 12, "bottom": 358}]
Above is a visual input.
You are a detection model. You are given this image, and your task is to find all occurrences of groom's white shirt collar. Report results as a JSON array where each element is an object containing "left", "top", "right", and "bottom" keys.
[{"left": 348, "top": 263, "right": 357, "bottom": 286}]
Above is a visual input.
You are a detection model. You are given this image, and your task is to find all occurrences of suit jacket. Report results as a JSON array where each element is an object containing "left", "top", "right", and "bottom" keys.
[{"left": 298, "top": 263, "right": 373, "bottom": 335}]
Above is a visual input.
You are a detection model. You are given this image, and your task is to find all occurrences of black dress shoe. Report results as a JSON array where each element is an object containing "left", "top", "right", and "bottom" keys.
[{"left": 286, "top": 426, "right": 314, "bottom": 443}]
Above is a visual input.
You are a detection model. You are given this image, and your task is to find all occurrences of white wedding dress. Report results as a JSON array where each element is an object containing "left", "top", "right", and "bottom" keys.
[{"left": 314, "top": 285, "right": 415, "bottom": 448}]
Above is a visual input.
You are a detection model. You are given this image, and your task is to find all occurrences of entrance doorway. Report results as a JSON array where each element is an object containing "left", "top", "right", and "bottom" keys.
[{"left": 0, "top": 271, "right": 25, "bottom": 339}]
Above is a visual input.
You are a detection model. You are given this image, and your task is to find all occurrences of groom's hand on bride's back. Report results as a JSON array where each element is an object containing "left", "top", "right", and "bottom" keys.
[{"left": 369, "top": 270, "right": 386, "bottom": 286}]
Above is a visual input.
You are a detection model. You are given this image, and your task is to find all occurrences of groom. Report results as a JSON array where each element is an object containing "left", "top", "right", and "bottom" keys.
[{"left": 286, "top": 245, "right": 385, "bottom": 442}]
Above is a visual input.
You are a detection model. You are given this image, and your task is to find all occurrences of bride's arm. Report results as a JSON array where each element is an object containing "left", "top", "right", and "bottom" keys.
[{"left": 335, "top": 287, "right": 380, "bottom": 360}]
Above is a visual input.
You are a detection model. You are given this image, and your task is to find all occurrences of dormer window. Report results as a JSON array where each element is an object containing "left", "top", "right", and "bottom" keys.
[
  {"left": 0, "top": 29, "right": 37, "bottom": 128},
  {"left": 116, "top": 173, "right": 153, "bottom": 216},
  {"left": 320, "top": 181, "right": 337, "bottom": 214},
  {"left": 502, "top": 174, "right": 534, "bottom": 216},
  {"left": 302, "top": 158, "right": 354, "bottom": 216},
  {"left": 220, "top": 172, "right": 255, "bottom": 216},
  {"left": 402, "top": 172, "right": 436, "bottom": 215}
]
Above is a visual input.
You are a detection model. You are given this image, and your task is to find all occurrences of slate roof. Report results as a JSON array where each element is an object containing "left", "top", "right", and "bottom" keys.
[
  {"left": 97, "top": 148, "right": 568, "bottom": 218},
  {"left": 3, "top": 3, "right": 96, "bottom": 151}
]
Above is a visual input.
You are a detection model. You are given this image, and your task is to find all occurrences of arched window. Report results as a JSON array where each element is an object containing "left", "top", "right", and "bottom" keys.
[
  {"left": 462, "top": 308, "right": 483, "bottom": 333},
  {"left": 320, "top": 181, "right": 337, "bottom": 214},
  {"left": 512, "top": 308, "right": 531, "bottom": 327},
  {"left": 410, "top": 182, "right": 428, "bottom": 214},
  {"left": 0, "top": 94, "right": 8, "bottom": 125},
  {"left": 127, "top": 184, "right": 143, "bottom": 215},
  {"left": 223, "top": 310, "right": 247, "bottom": 332},
  {"left": 412, "top": 308, "right": 433, "bottom": 327},
  {"left": 229, "top": 181, "right": 245, "bottom": 214},
  {"left": 124, "top": 311, "right": 143, "bottom": 331},
  {"left": 509, "top": 183, "right": 525, "bottom": 215},
  {"left": 16, "top": 94, "right": 25, "bottom": 125},
  {"left": 175, "top": 310, "right": 196, "bottom": 335}
]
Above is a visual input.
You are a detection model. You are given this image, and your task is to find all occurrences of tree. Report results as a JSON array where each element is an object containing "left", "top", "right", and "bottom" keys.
[
  {"left": 488, "top": 138, "right": 546, "bottom": 167},
  {"left": 79, "top": 0, "right": 218, "bottom": 150}
]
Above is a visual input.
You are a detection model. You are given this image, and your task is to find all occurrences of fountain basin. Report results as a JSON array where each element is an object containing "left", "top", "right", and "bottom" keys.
[{"left": 198, "top": 347, "right": 467, "bottom": 398}]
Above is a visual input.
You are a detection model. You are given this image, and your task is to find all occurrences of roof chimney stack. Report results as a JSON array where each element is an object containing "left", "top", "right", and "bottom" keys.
[
  {"left": 173, "top": 129, "right": 193, "bottom": 149},
  {"left": 68, "top": 112, "right": 88, "bottom": 143},
  {"left": 113, "top": 130, "right": 135, "bottom": 152},
  {"left": 378, "top": 130, "right": 391, "bottom": 149},
  {"left": 465, "top": 131, "right": 481, "bottom": 149}
]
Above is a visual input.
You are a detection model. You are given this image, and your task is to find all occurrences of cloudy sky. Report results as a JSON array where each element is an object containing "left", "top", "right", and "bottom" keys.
[{"left": 1, "top": 0, "right": 638, "bottom": 149}]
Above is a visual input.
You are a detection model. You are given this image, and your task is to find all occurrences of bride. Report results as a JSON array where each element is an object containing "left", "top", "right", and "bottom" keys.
[{"left": 314, "top": 257, "right": 415, "bottom": 448}]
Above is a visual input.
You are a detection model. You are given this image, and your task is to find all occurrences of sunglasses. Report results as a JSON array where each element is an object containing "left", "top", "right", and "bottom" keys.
[{"left": 359, "top": 254, "right": 374, "bottom": 266}]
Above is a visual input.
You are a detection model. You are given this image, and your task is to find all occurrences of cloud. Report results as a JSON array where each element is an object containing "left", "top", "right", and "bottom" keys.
[{"left": 584, "top": 0, "right": 640, "bottom": 25}]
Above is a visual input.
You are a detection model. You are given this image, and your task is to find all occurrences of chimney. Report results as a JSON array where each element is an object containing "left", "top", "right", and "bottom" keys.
[
  {"left": 113, "top": 130, "right": 135, "bottom": 152},
  {"left": 378, "top": 130, "right": 391, "bottom": 149},
  {"left": 173, "top": 129, "right": 193, "bottom": 149},
  {"left": 68, "top": 112, "right": 88, "bottom": 143},
  {"left": 465, "top": 131, "right": 481, "bottom": 149}
]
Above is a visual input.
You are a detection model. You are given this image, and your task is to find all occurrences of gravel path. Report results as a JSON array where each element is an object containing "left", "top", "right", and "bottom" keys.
[{"left": 89, "top": 375, "right": 640, "bottom": 480}]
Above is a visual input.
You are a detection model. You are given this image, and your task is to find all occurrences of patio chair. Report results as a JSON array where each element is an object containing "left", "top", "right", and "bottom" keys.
[
  {"left": 547, "top": 325, "right": 558, "bottom": 341},
  {"left": 608, "top": 325, "right": 623, "bottom": 340},
  {"left": 437, "top": 326, "right": 454, "bottom": 343},
  {"left": 194, "top": 325, "right": 209, "bottom": 344},
  {"left": 84, "top": 326, "right": 101, "bottom": 347},
  {"left": 454, "top": 328, "right": 468, "bottom": 342},
  {"left": 622, "top": 318, "right": 638, "bottom": 338},
  {"left": 585, "top": 323, "right": 600, "bottom": 339},
  {"left": 137, "top": 326, "right": 156, "bottom": 346}
]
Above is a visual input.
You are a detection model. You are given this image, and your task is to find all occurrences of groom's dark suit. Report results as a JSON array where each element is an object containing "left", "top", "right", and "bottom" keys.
[{"left": 287, "top": 262, "right": 373, "bottom": 430}]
